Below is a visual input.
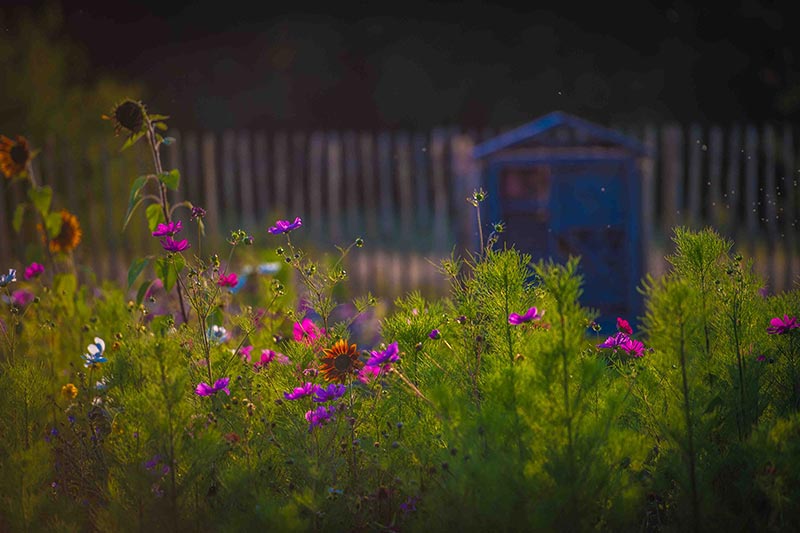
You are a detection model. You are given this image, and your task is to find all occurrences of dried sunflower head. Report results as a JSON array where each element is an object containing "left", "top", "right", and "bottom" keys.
[
  {"left": 49, "top": 209, "right": 82, "bottom": 253},
  {"left": 102, "top": 99, "right": 146, "bottom": 136},
  {"left": 0, "top": 135, "right": 32, "bottom": 179}
]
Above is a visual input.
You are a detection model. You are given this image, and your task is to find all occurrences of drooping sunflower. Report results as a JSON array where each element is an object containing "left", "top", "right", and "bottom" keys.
[
  {"left": 0, "top": 135, "right": 31, "bottom": 178},
  {"left": 319, "top": 339, "right": 363, "bottom": 383},
  {"left": 49, "top": 209, "right": 82, "bottom": 253},
  {"left": 102, "top": 99, "right": 146, "bottom": 136}
]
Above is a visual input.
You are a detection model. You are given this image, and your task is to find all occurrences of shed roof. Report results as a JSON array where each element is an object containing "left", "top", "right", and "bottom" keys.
[{"left": 473, "top": 111, "right": 649, "bottom": 159}]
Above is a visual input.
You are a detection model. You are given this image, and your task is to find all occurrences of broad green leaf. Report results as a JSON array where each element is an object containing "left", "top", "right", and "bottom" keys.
[
  {"left": 12, "top": 204, "right": 26, "bottom": 233},
  {"left": 136, "top": 279, "right": 152, "bottom": 306},
  {"left": 45, "top": 211, "right": 62, "bottom": 238},
  {"left": 127, "top": 257, "right": 150, "bottom": 289},
  {"left": 123, "top": 175, "right": 149, "bottom": 230},
  {"left": 27, "top": 185, "right": 52, "bottom": 217},
  {"left": 146, "top": 204, "right": 165, "bottom": 232},
  {"left": 154, "top": 254, "right": 185, "bottom": 293},
  {"left": 158, "top": 169, "right": 180, "bottom": 191},
  {"left": 120, "top": 130, "right": 145, "bottom": 152}
]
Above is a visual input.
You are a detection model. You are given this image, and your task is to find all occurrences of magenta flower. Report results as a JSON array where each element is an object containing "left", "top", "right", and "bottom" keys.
[
  {"left": 11, "top": 289, "right": 34, "bottom": 308},
  {"left": 313, "top": 383, "right": 347, "bottom": 403},
  {"left": 366, "top": 341, "right": 400, "bottom": 371},
  {"left": 254, "top": 349, "right": 290, "bottom": 370},
  {"left": 757, "top": 355, "right": 767, "bottom": 362},
  {"left": 616, "top": 317, "right": 633, "bottom": 335},
  {"left": 152, "top": 220, "right": 182, "bottom": 237},
  {"left": 217, "top": 272, "right": 238, "bottom": 288},
  {"left": 429, "top": 329, "right": 441, "bottom": 340},
  {"left": 767, "top": 315, "right": 800, "bottom": 335},
  {"left": 293, "top": 318, "right": 324, "bottom": 344},
  {"left": 23, "top": 262, "right": 44, "bottom": 280},
  {"left": 283, "top": 382, "right": 317, "bottom": 401},
  {"left": 160, "top": 237, "right": 190, "bottom": 252},
  {"left": 597, "top": 332, "right": 629, "bottom": 350},
  {"left": 238, "top": 345, "right": 254, "bottom": 363},
  {"left": 358, "top": 365, "right": 380, "bottom": 384},
  {"left": 508, "top": 307, "right": 543, "bottom": 325},
  {"left": 305, "top": 405, "right": 336, "bottom": 430},
  {"left": 195, "top": 377, "right": 231, "bottom": 397},
  {"left": 268, "top": 217, "right": 303, "bottom": 235},
  {"left": 620, "top": 337, "right": 646, "bottom": 358}
]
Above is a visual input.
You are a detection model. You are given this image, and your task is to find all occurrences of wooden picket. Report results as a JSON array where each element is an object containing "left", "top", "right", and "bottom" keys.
[{"left": 2, "top": 122, "right": 798, "bottom": 300}]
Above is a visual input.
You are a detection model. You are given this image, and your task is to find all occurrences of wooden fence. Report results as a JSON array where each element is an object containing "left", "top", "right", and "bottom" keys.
[{"left": 1, "top": 122, "right": 798, "bottom": 298}]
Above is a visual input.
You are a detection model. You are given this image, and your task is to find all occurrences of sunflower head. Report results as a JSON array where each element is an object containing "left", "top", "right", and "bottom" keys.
[
  {"left": 49, "top": 209, "right": 82, "bottom": 253},
  {"left": 0, "top": 135, "right": 32, "bottom": 179},
  {"left": 103, "top": 99, "right": 146, "bottom": 136},
  {"left": 319, "top": 339, "right": 363, "bottom": 383}
]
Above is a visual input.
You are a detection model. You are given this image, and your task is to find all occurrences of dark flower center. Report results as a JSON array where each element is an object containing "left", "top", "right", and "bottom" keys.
[
  {"left": 10, "top": 144, "right": 28, "bottom": 165},
  {"left": 334, "top": 354, "right": 352, "bottom": 372},
  {"left": 115, "top": 101, "right": 145, "bottom": 132}
]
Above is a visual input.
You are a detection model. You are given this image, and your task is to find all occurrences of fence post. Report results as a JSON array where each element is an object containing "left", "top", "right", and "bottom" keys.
[
  {"left": 308, "top": 132, "right": 325, "bottom": 242},
  {"left": 201, "top": 132, "right": 221, "bottom": 243},
  {"left": 660, "top": 124, "right": 683, "bottom": 240},
  {"left": 412, "top": 132, "right": 431, "bottom": 248},
  {"left": 238, "top": 130, "right": 255, "bottom": 230},
  {"left": 744, "top": 125, "right": 759, "bottom": 259},
  {"left": 291, "top": 132, "right": 307, "bottom": 227},
  {"left": 451, "top": 133, "right": 480, "bottom": 255},
  {"left": 781, "top": 124, "right": 796, "bottom": 290},
  {"left": 707, "top": 126, "right": 723, "bottom": 228},
  {"left": 377, "top": 132, "right": 395, "bottom": 241},
  {"left": 640, "top": 124, "right": 659, "bottom": 278},
  {"left": 253, "top": 131, "right": 269, "bottom": 225},
  {"left": 724, "top": 124, "right": 742, "bottom": 239},
  {"left": 343, "top": 131, "right": 360, "bottom": 238},
  {"left": 687, "top": 123, "right": 703, "bottom": 228},
  {"left": 326, "top": 131, "right": 343, "bottom": 243},
  {"left": 395, "top": 131, "right": 414, "bottom": 246},
  {"left": 430, "top": 128, "right": 449, "bottom": 253},
  {"left": 274, "top": 131, "right": 289, "bottom": 218},
  {"left": 763, "top": 124, "right": 778, "bottom": 291}
]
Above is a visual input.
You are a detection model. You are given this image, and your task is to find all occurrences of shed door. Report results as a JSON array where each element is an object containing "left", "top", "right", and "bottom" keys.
[
  {"left": 495, "top": 165, "right": 552, "bottom": 263},
  {"left": 550, "top": 163, "right": 630, "bottom": 318}
]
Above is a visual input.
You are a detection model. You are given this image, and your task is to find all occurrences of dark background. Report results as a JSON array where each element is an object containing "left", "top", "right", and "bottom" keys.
[{"left": 3, "top": 0, "right": 798, "bottom": 131}]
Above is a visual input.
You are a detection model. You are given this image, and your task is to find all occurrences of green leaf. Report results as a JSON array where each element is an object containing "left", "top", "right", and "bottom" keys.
[
  {"left": 148, "top": 114, "right": 170, "bottom": 121},
  {"left": 27, "top": 185, "right": 52, "bottom": 217},
  {"left": 154, "top": 122, "right": 168, "bottom": 131},
  {"left": 136, "top": 279, "right": 152, "bottom": 306},
  {"left": 146, "top": 204, "right": 165, "bottom": 233},
  {"left": 123, "top": 175, "right": 149, "bottom": 230},
  {"left": 45, "top": 211, "right": 62, "bottom": 238},
  {"left": 127, "top": 257, "right": 150, "bottom": 289},
  {"left": 12, "top": 204, "right": 26, "bottom": 233},
  {"left": 154, "top": 255, "right": 185, "bottom": 293},
  {"left": 158, "top": 169, "right": 180, "bottom": 191},
  {"left": 120, "top": 130, "right": 145, "bottom": 152}
]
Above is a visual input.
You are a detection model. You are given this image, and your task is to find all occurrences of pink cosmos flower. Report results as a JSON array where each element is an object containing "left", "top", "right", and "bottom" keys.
[
  {"left": 616, "top": 317, "right": 633, "bottom": 335},
  {"left": 217, "top": 272, "right": 238, "bottom": 288},
  {"left": 268, "top": 217, "right": 303, "bottom": 235},
  {"left": 195, "top": 377, "right": 231, "bottom": 397},
  {"left": 358, "top": 365, "right": 380, "bottom": 384},
  {"left": 508, "top": 307, "right": 544, "bottom": 325},
  {"left": 239, "top": 345, "right": 254, "bottom": 363},
  {"left": 293, "top": 318, "right": 324, "bottom": 344},
  {"left": 620, "top": 337, "right": 646, "bottom": 358},
  {"left": 11, "top": 289, "right": 34, "bottom": 308},
  {"left": 160, "top": 237, "right": 190, "bottom": 252},
  {"left": 152, "top": 220, "right": 183, "bottom": 237},
  {"left": 767, "top": 315, "right": 800, "bottom": 335},
  {"left": 23, "top": 262, "right": 44, "bottom": 280},
  {"left": 254, "top": 349, "right": 290, "bottom": 369}
]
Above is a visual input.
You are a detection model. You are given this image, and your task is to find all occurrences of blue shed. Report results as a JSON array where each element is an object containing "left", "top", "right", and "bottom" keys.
[{"left": 473, "top": 111, "right": 649, "bottom": 332}]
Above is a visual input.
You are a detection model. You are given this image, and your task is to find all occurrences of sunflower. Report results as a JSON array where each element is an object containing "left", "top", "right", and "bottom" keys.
[
  {"left": 0, "top": 135, "right": 31, "bottom": 178},
  {"left": 49, "top": 209, "right": 82, "bottom": 253},
  {"left": 102, "top": 99, "right": 146, "bottom": 136},
  {"left": 319, "top": 339, "right": 363, "bottom": 383}
]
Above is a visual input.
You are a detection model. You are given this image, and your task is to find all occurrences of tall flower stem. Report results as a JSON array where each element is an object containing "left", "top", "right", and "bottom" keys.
[{"left": 144, "top": 122, "right": 188, "bottom": 324}]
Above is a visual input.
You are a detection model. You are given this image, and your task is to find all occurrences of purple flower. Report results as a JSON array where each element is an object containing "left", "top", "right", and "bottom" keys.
[
  {"left": 366, "top": 341, "right": 400, "bottom": 369},
  {"left": 195, "top": 377, "right": 231, "bottom": 397},
  {"left": 23, "top": 262, "right": 44, "bottom": 280},
  {"left": 190, "top": 206, "right": 206, "bottom": 220},
  {"left": 508, "top": 307, "right": 543, "bottom": 325},
  {"left": 400, "top": 496, "right": 420, "bottom": 514},
  {"left": 767, "top": 315, "right": 800, "bottom": 335},
  {"left": 160, "top": 237, "right": 190, "bottom": 252},
  {"left": 217, "top": 272, "right": 238, "bottom": 288},
  {"left": 429, "top": 329, "right": 441, "bottom": 340},
  {"left": 313, "top": 383, "right": 346, "bottom": 403},
  {"left": 268, "top": 217, "right": 303, "bottom": 235},
  {"left": 305, "top": 405, "right": 336, "bottom": 430},
  {"left": 597, "top": 332, "right": 629, "bottom": 350},
  {"left": 238, "top": 345, "right": 254, "bottom": 363},
  {"left": 254, "top": 349, "right": 290, "bottom": 370},
  {"left": 152, "top": 220, "right": 183, "bottom": 237},
  {"left": 283, "top": 382, "right": 317, "bottom": 401},
  {"left": 757, "top": 355, "right": 767, "bottom": 362},
  {"left": 11, "top": 289, "right": 34, "bottom": 308}
]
